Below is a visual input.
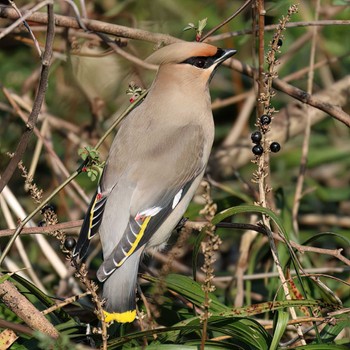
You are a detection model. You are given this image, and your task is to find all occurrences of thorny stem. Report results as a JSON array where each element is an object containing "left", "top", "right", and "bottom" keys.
[
  {"left": 199, "top": 182, "right": 221, "bottom": 350},
  {"left": 74, "top": 263, "right": 108, "bottom": 350},
  {"left": 253, "top": 3, "right": 306, "bottom": 345},
  {"left": 257, "top": 0, "right": 265, "bottom": 118}
]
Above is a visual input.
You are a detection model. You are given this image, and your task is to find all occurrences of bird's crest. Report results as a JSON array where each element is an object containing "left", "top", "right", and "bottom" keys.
[{"left": 146, "top": 42, "right": 218, "bottom": 65}]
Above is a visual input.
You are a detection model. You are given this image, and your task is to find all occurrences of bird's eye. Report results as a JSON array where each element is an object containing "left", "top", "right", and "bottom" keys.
[
  {"left": 194, "top": 58, "right": 206, "bottom": 68},
  {"left": 181, "top": 56, "right": 209, "bottom": 68}
]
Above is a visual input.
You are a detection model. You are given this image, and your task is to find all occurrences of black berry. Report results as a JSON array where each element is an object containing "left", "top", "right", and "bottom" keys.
[
  {"left": 38, "top": 220, "right": 46, "bottom": 227},
  {"left": 260, "top": 115, "right": 271, "bottom": 125},
  {"left": 252, "top": 144, "right": 264, "bottom": 156},
  {"left": 270, "top": 142, "right": 281, "bottom": 153},
  {"left": 64, "top": 237, "right": 76, "bottom": 250},
  {"left": 41, "top": 204, "right": 55, "bottom": 214},
  {"left": 251, "top": 131, "right": 262, "bottom": 144},
  {"left": 277, "top": 39, "right": 283, "bottom": 47}
]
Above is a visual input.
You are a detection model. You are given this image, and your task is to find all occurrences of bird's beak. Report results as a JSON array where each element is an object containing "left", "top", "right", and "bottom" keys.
[{"left": 214, "top": 48, "right": 237, "bottom": 66}]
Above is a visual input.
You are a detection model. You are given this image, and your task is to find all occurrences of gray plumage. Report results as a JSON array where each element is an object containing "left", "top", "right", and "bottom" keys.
[{"left": 73, "top": 42, "right": 236, "bottom": 323}]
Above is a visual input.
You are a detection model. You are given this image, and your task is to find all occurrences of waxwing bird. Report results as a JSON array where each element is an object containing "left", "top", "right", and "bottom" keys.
[{"left": 73, "top": 42, "right": 236, "bottom": 323}]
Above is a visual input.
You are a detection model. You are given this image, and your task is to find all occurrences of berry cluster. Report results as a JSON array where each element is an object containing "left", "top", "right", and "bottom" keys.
[{"left": 251, "top": 115, "right": 281, "bottom": 156}]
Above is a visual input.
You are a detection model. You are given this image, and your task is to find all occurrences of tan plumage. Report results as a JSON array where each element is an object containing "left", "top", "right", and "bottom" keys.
[{"left": 73, "top": 42, "right": 236, "bottom": 323}]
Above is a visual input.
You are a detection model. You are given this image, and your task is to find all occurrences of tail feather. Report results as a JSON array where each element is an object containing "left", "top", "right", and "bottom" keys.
[{"left": 100, "top": 247, "right": 144, "bottom": 323}]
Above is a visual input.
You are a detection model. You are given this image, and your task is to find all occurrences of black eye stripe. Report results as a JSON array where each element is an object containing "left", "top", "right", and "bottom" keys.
[
  {"left": 180, "top": 48, "right": 225, "bottom": 69},
  {"left": 181, "top": 56, "right": 211, "bottom": 68}
]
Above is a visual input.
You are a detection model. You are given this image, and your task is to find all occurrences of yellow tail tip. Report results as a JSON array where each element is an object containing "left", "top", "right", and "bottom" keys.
[{"left": 102, "top": 309, "right": 136, "bottom": 323}]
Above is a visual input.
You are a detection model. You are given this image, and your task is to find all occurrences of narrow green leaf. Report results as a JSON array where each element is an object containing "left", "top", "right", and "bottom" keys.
[
  {"left": 318, "top": 315, "right": 350, "bottom": 343},
  {"left": 294, "top": 344, "right": 350, "bottom": 349},
  {"left": 270, "top": 310, "right": 289, "bottom": 350},
  {"left": 133, "top": 343, "right": 233, "bottom": 349},
  {"left": 308, "top": 278, "right": 342, "bottom": 306},
  {"left": 9, "top": 273, "right": 72, "bottom": 324},
  {"left": 302, "top": 232, "right": 350, "bottom": 247},
  {"left": 212, "top": 299, "right": 325, "bottom": 319},
  {"left": 143, "top": 274, "right": 228, "bottom": 313},
  {"left": 212, "top": 205, "right": 288, "bottom": 239},
  {"left": 0, "top": 273, "right": 12, "bottom": 284}
]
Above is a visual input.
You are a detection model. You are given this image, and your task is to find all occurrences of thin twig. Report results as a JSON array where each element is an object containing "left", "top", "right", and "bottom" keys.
[
  {"left": 0, "top": 0, "right": 52, "bottom": 41},
  {"left": 0, "top": 219, "right": 83, "bottom": 237},
  {"left": 1, "top": 219, "right": 349, "bottom": 267},
  {"left": 0, "top": 3, "right": 55, "bottom": 194},
  {"left": 26, "top": 117, "right": 49, "bottom": 191},
  {"left": 212, "top": 75, "right": 350, "bottom": 176},
  {"left": 94, "top": 90, "right": 149, "bottom": 150},
  {"left": 292, "top": 0, "right": 321, "bottom": 235},
  {"left": 225, "top": 58, "right": 350, "bottom": 127},
  {"left": 7, "top": 0, "right": 43, "bottom": 56},
  {"left": 200, "top": 0, "right": 253, "bottom": 42},
  {"left": 257, "top": 0, "right": 265, "bottom": 118},
  {"left": 2, "top": 87, "right": 90, "bottom": 206},
  {"left": 206, "top": 19, "right": 350, "bottom": 42},
  {"left": 1, "top": 4, "right": 348, "bottom": 126},
  {"left": 42, "top": 291, "right": 91, "bottom": 315},
  {"left": 0, "top": 4, "right": 179, "bottom": 45},
  {"left": 0, "top": 169, "right": 81, "bottom": 266},
  {"left": 0, "top": 194, "right": 47, "bottom": 292},
  {"left": 253, "top": 2, "right": 306, "bottom": 344}
]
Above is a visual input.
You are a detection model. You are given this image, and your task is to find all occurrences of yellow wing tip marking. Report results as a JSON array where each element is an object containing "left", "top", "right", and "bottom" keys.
[
  {"left": 103, "top": 309, "right": 136, "bottom": 323},
  {"left": 125, "top": 216, "right": 151, "bottom": 258},
  {"left": 88, "top": 195, "right": 99, "bottom": 239},
  {"left": 112, "top": 216, "right": 152, "bottom": 269}
]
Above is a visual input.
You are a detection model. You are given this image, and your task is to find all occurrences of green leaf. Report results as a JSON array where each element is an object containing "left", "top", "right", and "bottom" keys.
[
  {"left": 293, "top": 344, "right": 350, "bottom": 349},
  {"left": 161, "top": 299, "right": 326, "bottom": 344},
  {"left": 308, "top": 278, "right": 342, "bottom": 306},
  {"left": 215, "top": 299, "right": 326, "bottom": 319},
  {"left": 270, "top": 310, "right": 289, "bottom": 350},
  {"left": 143, "top": 273, "right": 228, "bottom": 313},
  {"left": 175, "top": 317, "right": 271, "bottom": 350},
  {"left": 9, "top": 273, "right": 72, "bottom": 324},
  {"left": 212, "top": 205, "right": 307, "bottom": 301},
  {"left": 302, "top": 232, "right": 350, "bottom": 248},
  {"left": 198, "top": 18, "right": 208, "bottom": 32},
  {"left": 133, "top": 343, "right": 231, "bottom": 349},
  {"left": 318, "top": 314, "right": 350, "bottom": 343},
  {"left": 183, "top": 23, "right": 196, "bottom": 31},
  {"left": 212, "top": 205, "right": 288, "bottom": 239},
  {"left": 0, "top": 272, "right": 12, "bottom": 284}
]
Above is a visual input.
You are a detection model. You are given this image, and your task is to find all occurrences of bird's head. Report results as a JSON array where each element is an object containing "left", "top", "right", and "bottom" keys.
[{"left": 146, "top": 42, "right": 236, "bottom": 85}]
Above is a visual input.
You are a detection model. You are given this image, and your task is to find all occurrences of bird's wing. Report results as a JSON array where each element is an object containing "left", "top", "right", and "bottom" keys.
[
  {"left": 96, "top": 124, "right": 207, "bottom": 281},
  {"left": 72, "top": 184, "right": 108, "bottom": 260}
]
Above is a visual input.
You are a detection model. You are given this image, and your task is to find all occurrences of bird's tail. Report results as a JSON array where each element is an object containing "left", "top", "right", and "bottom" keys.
[{"left": 99, "top": 247, "right": 143, "bottom": 323}]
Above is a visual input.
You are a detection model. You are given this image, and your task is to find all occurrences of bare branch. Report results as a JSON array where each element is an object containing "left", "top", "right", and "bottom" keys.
[
  {"left": 0, "top": 4, "right": 55, "bottom": 194},
  {"left": 0, "top": 4, "right": 179, "bottom": 45},
  {"left": 0, "top": 275, "right": 59, "bottom": 338},
  {"left": 226, "top": 58, "right": 350, "bottom": 127}
]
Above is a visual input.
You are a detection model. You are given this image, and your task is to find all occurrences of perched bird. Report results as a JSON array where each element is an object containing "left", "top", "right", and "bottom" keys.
[{"left": 73, "top": 42, "right": 236, "bottom": 323}]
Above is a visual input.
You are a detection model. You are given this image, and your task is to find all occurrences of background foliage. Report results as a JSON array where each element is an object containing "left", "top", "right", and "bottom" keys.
[{"left": 0, "top": 0, "right": 349, "bottom": 349}]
